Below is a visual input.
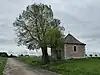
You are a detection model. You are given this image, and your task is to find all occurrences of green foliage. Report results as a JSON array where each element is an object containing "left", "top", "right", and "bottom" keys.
[
  {"left": 13, "top": 3, "right": 61, "bottom": 50},
  {"left": 45, "top": 27, "right": 64, "bottom": 49},
  {"left": 18, "top": 57, "right": 41, "bottom": 66},
  {"left": 13, "top": 3, "right": 63, "bottom": 64},
  {"left": 45, "top": 27, "right": 65, "bottom": 60},
  {"left": 18, "top": 57, "right": 100, "bottom": 75},
  {"left": 0, "top": 57, "right": 7, "bottom": 75}
]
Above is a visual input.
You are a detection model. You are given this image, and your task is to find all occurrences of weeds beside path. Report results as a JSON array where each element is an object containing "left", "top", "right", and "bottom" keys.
[{"left": 0, "top": 57, "right": 7, "bottom": 75}]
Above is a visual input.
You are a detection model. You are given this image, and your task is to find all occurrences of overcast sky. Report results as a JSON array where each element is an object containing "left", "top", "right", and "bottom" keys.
[{"left": 0, "top": 0, "right": 100, "bottom": 55}]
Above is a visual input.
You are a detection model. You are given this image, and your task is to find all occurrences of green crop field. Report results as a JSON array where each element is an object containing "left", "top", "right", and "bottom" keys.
[
  {"left": 18, "top": 57, "right": 100, "bottom": 75},
  {"left": 0, "top": 57, "right": 7, "bottom": 75}
]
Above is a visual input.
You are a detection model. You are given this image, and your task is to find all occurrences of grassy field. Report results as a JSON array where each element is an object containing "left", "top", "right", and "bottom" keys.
[
  {"left": 0, "top": 57, "right": 7, "bottom": 75},
  {"left": 18, "top": 57, "right": 100, "bottom": 75}
]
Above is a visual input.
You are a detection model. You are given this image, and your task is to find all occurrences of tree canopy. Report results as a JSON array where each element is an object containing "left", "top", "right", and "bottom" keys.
[
  {"left": 13, "top": 3, "right": 64, "bottom": 64},
  {"left": 45, "top": 27, "right": 64, "bottom": 49}
]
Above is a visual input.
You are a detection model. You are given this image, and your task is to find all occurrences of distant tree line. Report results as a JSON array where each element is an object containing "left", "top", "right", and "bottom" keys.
[
  {"left": 0, "top": 52, "right": 8, "bottom": 57},
  {"left": 0, "top": 52, "right": 18, "bottom": 57}
]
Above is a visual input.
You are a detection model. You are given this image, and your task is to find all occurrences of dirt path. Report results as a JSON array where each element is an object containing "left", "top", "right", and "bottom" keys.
[{"left": 3, "top": 58, "right": 59, "bottom": 75}]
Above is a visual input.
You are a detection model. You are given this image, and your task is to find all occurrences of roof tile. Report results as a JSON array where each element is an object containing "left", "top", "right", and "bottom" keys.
[{"left": 65, "top": 34, "right": 86, "bottom": 45}]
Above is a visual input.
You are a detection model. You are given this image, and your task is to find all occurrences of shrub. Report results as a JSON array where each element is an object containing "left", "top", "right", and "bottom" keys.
[
  {"left": 95, "top": 54, "right": 98, "bottom": 57},
  {"left": 89, "top": 54, "right": 92, "bottom": 57}
]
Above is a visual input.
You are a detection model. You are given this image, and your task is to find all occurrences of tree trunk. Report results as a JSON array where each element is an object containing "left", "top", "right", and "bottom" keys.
[
  {"left": 51, "top": 47, "right": 62, "bottom": 60},
  {"left": 51, "top": 47, "right": 57, "bottom": 60},
  {"left": 41, "top": 46, "right": 49, "bottom": 64}
]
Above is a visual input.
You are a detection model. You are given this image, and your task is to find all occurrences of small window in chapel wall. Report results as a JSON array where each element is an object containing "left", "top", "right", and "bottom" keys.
[{"left": 74, "top": 46, "right": 76, "bottom": 52}]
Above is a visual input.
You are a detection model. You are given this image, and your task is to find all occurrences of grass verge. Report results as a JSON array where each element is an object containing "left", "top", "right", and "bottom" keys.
[
  {"left": 18, "top": 57, "right": 100, "bottom": 75},
  {"left": 0, "top": 57, "right": 7, "bottom": 75}
]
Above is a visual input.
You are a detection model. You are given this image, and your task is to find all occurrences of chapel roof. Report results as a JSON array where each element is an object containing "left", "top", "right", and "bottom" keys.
[{"left": 65, "top": 34, "right": 86, "bottom": 45}]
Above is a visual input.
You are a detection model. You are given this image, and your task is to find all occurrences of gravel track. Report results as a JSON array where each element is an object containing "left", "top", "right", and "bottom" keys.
[{"left": 3, "top": 58, "right": 59, "bottom": 75}]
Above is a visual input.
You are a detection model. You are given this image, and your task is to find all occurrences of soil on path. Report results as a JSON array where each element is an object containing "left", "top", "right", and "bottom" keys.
[{"left": 3, "top": 58, "right": 59, "bottom": 75}]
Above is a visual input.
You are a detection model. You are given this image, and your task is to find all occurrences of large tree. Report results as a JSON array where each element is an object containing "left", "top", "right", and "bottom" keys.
[
  {"left": 45, "top": 27, "right": 65, "bottom": 60},
  {"left": 13, "top": 3, "right": 61, "bottom": 64}
]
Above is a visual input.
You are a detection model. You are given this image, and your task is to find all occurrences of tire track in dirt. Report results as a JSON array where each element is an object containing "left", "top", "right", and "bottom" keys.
[{"left": 3, "top": 58, "right": 59, "bottom": 75}]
